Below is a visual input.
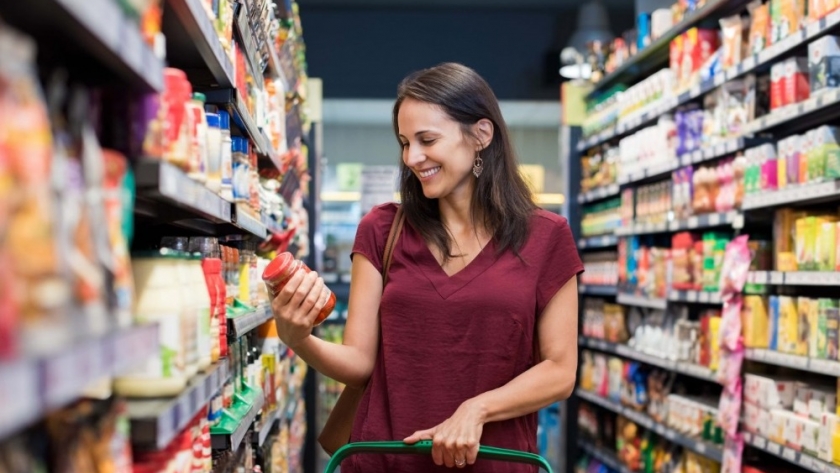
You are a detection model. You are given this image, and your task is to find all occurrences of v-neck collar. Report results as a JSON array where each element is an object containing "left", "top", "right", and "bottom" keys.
[{"left": 405, "top": 222, "right": 498, "bottom": 300}]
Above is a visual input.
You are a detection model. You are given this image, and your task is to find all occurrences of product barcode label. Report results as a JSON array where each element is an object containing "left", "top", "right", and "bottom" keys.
[
  {"left": 754, "top": 436, "right": 767, "bottom": 449},
  {"left": 768, "top": 442, "right": 781, "bottom": 455}
]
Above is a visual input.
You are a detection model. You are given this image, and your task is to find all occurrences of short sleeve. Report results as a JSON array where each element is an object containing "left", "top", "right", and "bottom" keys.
[
  {"left": 350, "top": 203, "right": 399, "bottom": 273},
  {"left": 535, "top": 214, "right": 585, "bottom": 315}
]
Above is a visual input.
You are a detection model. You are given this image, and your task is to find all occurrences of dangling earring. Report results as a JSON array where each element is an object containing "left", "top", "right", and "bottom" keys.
[{"left": 472, "top": 152, "right": 484, "bottom": 178}]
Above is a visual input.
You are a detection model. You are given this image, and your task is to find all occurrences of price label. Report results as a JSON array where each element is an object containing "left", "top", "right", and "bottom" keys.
[
  {"left": 695, "top": 442, "right": 706, "bottom": 454},
  {"left": 768, "top": 441, "right": 782, "bottom": 455},
  {"left": 743, "top": 56, "right": 756, "bottom": 71},
  {"left": 687, "top": 291, "right": 699, "bottom": 303},
  {"left": 755, "top": 436, "right": 767, "bottom": 450},
  {"left": 783, "top": 447, "right": 797, "bottom": 461},
  {"left": 725, "top": 140, "right": 738, "bottom": 154},
  {"left": 690, "top": 84, "right": 702, "bottom": 97},
  {"left": 709, "top": 213, "right": 721, "bottom": 226},
  {"left": 700, "top": 292, "right": 711, "bottom": 303},
  {"left": 809, "top": 358, "right": 840, "bottom": 376},
  {"left": 714, "top": 143, "right": 725, "bottom": 156},
  {"left": 808, "top": 19, "right": 824, "bottom": 37},
  {"left": 714, "top": 73, "right": 725, "bottom": 87}
]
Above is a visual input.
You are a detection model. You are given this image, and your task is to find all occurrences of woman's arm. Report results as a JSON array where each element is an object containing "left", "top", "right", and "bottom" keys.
[
  {"left": 405, "top": 276, "right": 578, "bottom": 468},
  {"left": 271, "top": 254, "right": 383, "bottom": 388}
]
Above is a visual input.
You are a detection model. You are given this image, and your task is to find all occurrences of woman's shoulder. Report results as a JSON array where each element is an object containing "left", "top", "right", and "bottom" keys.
[
  {"left": 360, "top": 202, "right": 400, "bottom": 228},
  {"left": 529, "top": 208, "right": 570, "bottom": 233}
]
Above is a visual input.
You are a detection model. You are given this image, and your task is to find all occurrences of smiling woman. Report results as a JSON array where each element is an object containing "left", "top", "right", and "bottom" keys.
[{"left": 269, "top": 62, "right": 583, "bottom": 473}]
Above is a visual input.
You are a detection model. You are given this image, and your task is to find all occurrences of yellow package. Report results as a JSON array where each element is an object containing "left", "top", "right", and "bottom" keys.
[
  {"left": 743, "top": 296, "right": 770, "bottom": 348},
  {"left": 709, "top": 316, "right": 722, "bottom": 371},
  {"left": 836, "top": 221, "right": 840, "bottom": 271},
  {"left": 779, "top": 296, "right": 799, "bottom": 353},
  {"left": 819, "top": 220, "right": 839, "bottom": 271},
  {"left": 811, "top": 296, "right": 822, "bottom": 358},
  {"left": 796, "top": 216, "right": 821, "bottom": 271},
  {"left": 799, "top": 297, "right": 813, "bottom": 356},
  {"left": 776, "top": 209, "right": 806, "bottom": 270}
]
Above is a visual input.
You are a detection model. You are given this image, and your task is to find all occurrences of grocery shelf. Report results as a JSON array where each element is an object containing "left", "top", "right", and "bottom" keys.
[
  {"left": 135, "top": 159, "right": 232, "bottom": 224},
  {"left": 211, "top": 393, "right": 265, "bottom": 451},
  {"left": 575, "top": 389, "right": 724, "bottom": 462},
  {"left": 578, "top": 184, "right": 620, "bottom": 204},
  {"left": 577, "top": 440, "right": 629, "bottom": 473},
  {"left": 748, "top": 271, "right": 840, "bottom": 286},
  {"left": 616, "top": 293, "right": 668, "bottom": 310},
  {"left": 164, "top": 0, "right": 235, "bottom": 87},
  {"left": 0, "top": 0, "right": 163, "bottom": 92},
  {"left": 204, "top": 89, "right": 272, "bottom": 158},
  {"left": 127, "top": 359, "right": 230, "bottom": 450},
  {"left": 578, "top": 234, "right": 619, "bottom": 250},
  {"left": 233, "top": 4, "right": 262, "bottom": 82},
  {"left": 617, "top": 161, "right": 679, "bottom": 186},
  {"left": 743, "top": 432, "right": 840, "bottom": 473},
  {"left": 678, "top": 137, "right": 761, "bottom": 168},
  {"left": 228, "top": 305, "right": 272, "bottom": 338},
  {"left": 253, "top": 406, "right": 281, "bottom": 447},
  {"left": 615, "top": 211, "right": 741, "bottom": 237},
  {"left": 579, "top": 336, "right": 719, "bottom": 383},
  {"left": 232, "top": 206, "right": 267, "bottom": 240},
  {"left": 668, "top": 290, "right": 722, "bottom": 305},
  {"left": 745, "top": 348, "right": 840, "bottom": 377},
  {"left": 578, "top": 284, "right": 618, "bottom": 297},
  {"left": 0, "top": 324, "right": 159, "bottom": 441},
  {"left": 743, "top": 180, "right": 840, "bottom": 210},
  {"left": 585, "top": 0, "right": 746, "bottom": 99}
]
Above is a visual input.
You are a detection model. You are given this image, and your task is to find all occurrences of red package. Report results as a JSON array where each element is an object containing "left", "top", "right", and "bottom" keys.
[
  {"left": 771, "top": 62, "right": 786, "bottom": 109},
  {"left": 784, "top": 57, "right": 810, "bottom": 105},
  {"left": 671, "top": 35, "right": 684, "bottom": 85}
]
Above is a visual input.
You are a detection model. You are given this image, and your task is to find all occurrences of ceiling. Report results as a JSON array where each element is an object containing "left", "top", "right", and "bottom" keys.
[{"left": 299, "top": 0, "right": 629, "bottom": 8}]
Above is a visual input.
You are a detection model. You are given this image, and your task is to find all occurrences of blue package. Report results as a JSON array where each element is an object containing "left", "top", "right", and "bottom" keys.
[
  {"left": 637, "top": 13, "right": 652, "bottom": 50},
  {"left": 769, "top": 295, "right": 779, "bottom": 351}
]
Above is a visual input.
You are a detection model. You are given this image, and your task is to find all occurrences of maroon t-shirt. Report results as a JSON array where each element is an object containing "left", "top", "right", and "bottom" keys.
[{"left": 343, "top": 203, "right": 583, "bottom": 472}]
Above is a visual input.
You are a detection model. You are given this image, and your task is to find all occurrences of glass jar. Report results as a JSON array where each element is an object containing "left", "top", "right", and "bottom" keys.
[{"left": 262, "top": 252, "right": 336, "bottom": 326}]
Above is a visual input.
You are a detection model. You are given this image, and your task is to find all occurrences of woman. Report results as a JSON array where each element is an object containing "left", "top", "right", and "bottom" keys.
[{"left": 271, "top": 62, "right": 583, "bottom": 471}]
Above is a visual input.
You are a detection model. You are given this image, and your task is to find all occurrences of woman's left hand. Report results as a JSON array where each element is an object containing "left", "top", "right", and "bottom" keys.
[{"left": 403, "top": 400, "right": 486, "bottom": 469}]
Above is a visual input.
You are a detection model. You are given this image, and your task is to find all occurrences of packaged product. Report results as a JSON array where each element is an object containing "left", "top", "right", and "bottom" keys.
[
  {"left": 819, "top": 412, "right": 837, "bottom": 462},
  {"left": 720, "top": 14, "right": 748, "bottom": 70},
  {"left": 720, "top": 235, "right": 752, "bottom": 297},
  {"left": 721, "top": 434, "right": 743, "bottom": 473},
  {"left": 784, "top": 57, "right": 811, "bottom": 105},
  {"left": 743, "top": 295, "right": 770, "bottom": 348},
  {"left": 771, "top": 0, "right": 807, "bottom": 44},
  {"left": 778, "top": 296, "right": 800, "bottom": 353},
  {"left": 809, "top": 35, "right": 840, "bottom": 96},
  {"left": 809, "top": 296, "right": 821, "bottom": 358},
  {"left": 718, "top": 381, "right": 743, "bottom": 436},
  {"left": 826, "top": 299, "right": 840, "bottom": 360},
  {"left": 818, "top": 219, "right": 838, "bottom": 270},
  {"left": 769, "top": 295, "right": 780, "bottom": 350},
  {"left": 749, "top": 1, "right": 772, "bottom": 55},
  {"left": 798, "top": 297, "right": 813, "bottom": 356},
  {"left": 771, "top": 62, "right": 786, "bottom": 109}
]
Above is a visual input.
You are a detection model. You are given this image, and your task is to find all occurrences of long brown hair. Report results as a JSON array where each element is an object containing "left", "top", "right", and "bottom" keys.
[{"left": 392, "top": 62, "right": 535, "bottom": 261}]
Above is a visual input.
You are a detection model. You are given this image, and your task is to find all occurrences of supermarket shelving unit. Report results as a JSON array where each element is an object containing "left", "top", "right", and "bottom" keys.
[
  {"left": 0, "top": 0, "right": 315, "bottom": 468},
  {"left": 569, "top": 4, "right": 840, "bottom": 473}
]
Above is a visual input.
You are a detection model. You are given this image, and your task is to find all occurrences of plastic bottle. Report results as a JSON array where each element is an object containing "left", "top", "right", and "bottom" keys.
[
  {"left": 232, "top": 137, "right": 250, "bottom": 203},
  {"left": 262, "top": 252, "right": 336, "bottom": 326},
  {"left": 188, "top": 252, "right": 212, "bottom": 370},
  {"left": 205, "top": 112, "right": 222, "bottom": 194},
  {"left": 187, "top": 92, "right": 208, "bottom": 183},
  {"left": 218, "top": 111, "right": 234, "bottom": 201},
  {"left": 114, "top": 250, "right": 187, "bottom": 397}
]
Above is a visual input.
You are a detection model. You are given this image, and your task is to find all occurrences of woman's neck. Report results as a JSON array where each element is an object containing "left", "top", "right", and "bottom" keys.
[{"left": 438, "top": 192, "right": 487, "bottom": 239}]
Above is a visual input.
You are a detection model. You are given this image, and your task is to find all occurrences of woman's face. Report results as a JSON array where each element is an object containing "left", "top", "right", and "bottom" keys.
[{"left": 397, "top": 98, "right": 477, "bottom": 201}]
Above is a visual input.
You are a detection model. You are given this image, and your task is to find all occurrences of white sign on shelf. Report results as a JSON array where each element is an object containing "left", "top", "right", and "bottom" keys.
[{"left": 360, "top": 166, "right": 399, "bottom": 215}]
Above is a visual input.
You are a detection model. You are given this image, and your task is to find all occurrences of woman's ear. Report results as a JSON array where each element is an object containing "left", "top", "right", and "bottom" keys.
[{"left": 474, "top": 118, "right": 494, "bottom": 151}]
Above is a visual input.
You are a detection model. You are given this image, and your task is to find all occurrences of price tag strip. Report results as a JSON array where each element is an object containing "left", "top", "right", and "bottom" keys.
[
  {"left": 617, "top": 293, "right": 668, "bottom": 310},
  {"left": 230, "top": 305, "right": 273, "bottom": 338},
  {"left": 745, "top": 432, "right": 840, "bottom": 473}
]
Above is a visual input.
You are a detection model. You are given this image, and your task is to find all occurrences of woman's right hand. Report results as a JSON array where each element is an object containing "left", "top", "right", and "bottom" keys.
[{"left": 270, "top": 269, "right": 330, "bottom": 348}]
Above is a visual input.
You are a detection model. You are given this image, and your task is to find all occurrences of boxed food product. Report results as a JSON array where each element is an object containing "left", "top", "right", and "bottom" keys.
[
  {"left": 779, "top": 296, "right": 800, "bottom": 353},
  {"left": 786, "top": 410, "right": 806, "bottom": 450},
  {"left": 803, "top": 418, "right": 821, "bottom": 455},
  {"left": 750, "top": 1, "right": 772, "bottom": 54},
  {"left": 818, "top": 220, "right": 839, "bottom": 271},
  {"left": 784, "top": 57, "right": 810, "bottom": 105},
  {"left": 810, "top": 296, "right": 821, "bottom": 358},
  {"left": 795, "top": 383, "right": 814, "bottom": 417},
  {"left": 720, "top": 14, "right": 748, "bottom": 70},
  {"left": 771, "top": 62, "right": 787, "bottom": 109},
  {"left": 819, "top": 412, "right": 837, "bottom": 462},
  {"left": 770, "top": 409, "right": 789, "bottom": 444},
  {"left": 798, "top": 297, "right": 812, "bottom": 356},
  {"left": 743, "top": 295, "right": 770, "bottom": 348},
  {"left": 809, "top": 35, "right": 840, "bottom": 95},
  {"left": 808, "top": 387, "right": 837, "bottom": 420},
  {"left": 827, "top": 299, "right": 840, "bottom": 360},
  {"left": 770, "top": 295, "right": 780, "bottom": 351},
  {"left": 771, "top": 0, "right": 807, "bottom": 44}
]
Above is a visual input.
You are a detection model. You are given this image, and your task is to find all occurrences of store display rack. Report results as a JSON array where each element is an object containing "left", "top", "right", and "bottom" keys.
[
  {"left": 578, "top": 284, "right": 618, "bottom": 297},
  {"left": 668, "top": 289, "right": 722, "bottom": 305},
  {"left": 743, "top": 432, "right": 840, "bottom": 473},
  {"left": 616, "top": 293, "right": 668, "bottom": 310},
  {"left": 211, "top": 394, "right": 265, "bottom": 451},
  {"left": 127, "top": 360, "right": 230, "bottom": 451},
  {"left": 748, "top": 270, "right": 840, "bottom": 286},
  {"left": 744, "top": 348, "right": 840, "bottom": 377},
  {"left": 579, "top": 336, "right": 720, "bottom": 384},
  {"left": 0, "top": 324, "right": 159, "bottom": 441},
  {"left": 578, "top": 184, "right": 621, "bottom": 205},
  {"left": 164, "top": 0, "right": 235, "bottom": 87},
  {"left": 0, "top": 0, "right": 164, "bottom": 92},
  {"left": 577, "top": 440, "right": 630, "bottom": 473},
  {"left": 576, "top": 389, "right": 724, "bottom": 462},
  {"left": 578, "top": 234, "right": 619, "bottom": 249},
  {"left": 228, "top": 305, "right": 273, "bottom": 338},
  {"left": 614, "top": 211, "right": 743, "bottom": 237},
  {"left": 580, "top": 6, "right": 840, "bottom": 152}
]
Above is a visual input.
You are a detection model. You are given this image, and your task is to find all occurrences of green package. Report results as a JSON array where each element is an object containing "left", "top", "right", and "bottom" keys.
[
  {"left": 817, "top": 220, "right": 838, "bottom": 271},
  {"left": 818, "top": 299, "right": 837, "bottom": 359}
]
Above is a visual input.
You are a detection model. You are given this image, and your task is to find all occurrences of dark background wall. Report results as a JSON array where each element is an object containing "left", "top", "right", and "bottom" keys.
[{"left": 299, "top": 5, "right": 637, "bottom": 100}]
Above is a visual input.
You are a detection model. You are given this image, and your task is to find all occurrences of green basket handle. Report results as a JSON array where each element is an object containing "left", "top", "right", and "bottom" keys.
[{"left": 323, "top": 440, "right": 553, "bottom": 472}]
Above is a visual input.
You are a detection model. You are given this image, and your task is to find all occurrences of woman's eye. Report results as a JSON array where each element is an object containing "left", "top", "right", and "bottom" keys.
[
  {"left": 421, "top": 139, "right": 436, "bottom": 146},
  {"left": 400, "top": 142, "right": 409, "bottom": 148}
]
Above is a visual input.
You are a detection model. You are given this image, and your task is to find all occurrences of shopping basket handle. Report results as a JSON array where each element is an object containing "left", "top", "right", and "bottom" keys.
[{"left": 323, "top": 440, "right": 553, "bottom": 472}]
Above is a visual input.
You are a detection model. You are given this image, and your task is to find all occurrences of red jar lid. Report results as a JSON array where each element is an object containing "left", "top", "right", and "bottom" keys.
[
  {"left": 201, "top": 258, "right": 222, "bottom": 272},
  {"left": 263, "top": 252, "right": 295, "bottom": 282}
]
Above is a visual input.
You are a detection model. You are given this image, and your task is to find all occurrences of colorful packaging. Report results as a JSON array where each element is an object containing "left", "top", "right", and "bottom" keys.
[
  {"left": 819, "top": 412, "right": 837, "bottom": 462},
  {"left": 771, "top": 62, "right": 787, "bottom": 109},
  {"left": 770, "top": 295, "right": 781, "bottom": 351},
  {"left": 771, "top": 0, "right": 806, "bottom": 44},
  {"left": 749, "top": 1, "right": 772, "bottom": 54},
  {"left": 810, "top": 297, "right": 822, "bottom": 358},
  {"left": 809, "top": 35, "right": 840, "bottom": 96},
  {"left": 743, "top": 296, "right": 770, "bottom": 348},
  {"left": 779, "top": 296, "right": 800, "bottom": 354},
  {"left": 818, "top": 219, "right": 838, "bottom": 270},
  {"left": 720, "top": 14, "right": 747, "bottom": 70},
  {"left": 784, "top": 57, "right": 811, "bottom": 105},
  {"left": 798, "top": 297, "right": 812, "bottom": 356}
]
